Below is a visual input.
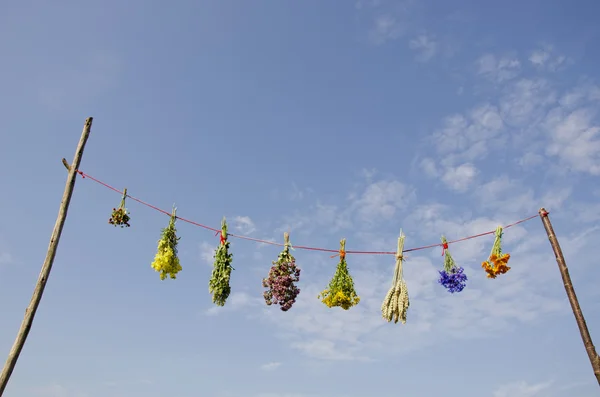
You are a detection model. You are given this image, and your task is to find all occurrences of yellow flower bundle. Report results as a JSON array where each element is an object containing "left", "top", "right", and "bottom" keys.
[
  {"left": 150, "top": 207, "right": 182, "bottom": 280},
  {"left": 318, "top": 239, "right": 360, "bottom": 310},
  {"left": 482, "top": 226, "right": 511, "bottom": 279}
]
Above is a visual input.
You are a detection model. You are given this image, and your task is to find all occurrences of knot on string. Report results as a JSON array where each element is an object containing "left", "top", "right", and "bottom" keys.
[
  {"left": 331, "top": 249, "right": 346, "bottom": 260},
  {"left": 540, "top": 209, "right": 549, "bottom": 217},
  {"left": 215, "top": 230, "right": 226, "bottom": 245},
  {"left": 441, "top": 242, "right": 449, "bottom": 256},
  {"left": 77, "top": 170, "right": 85, "bottom": 178},
  {"left": 396, "top": 253, "right": 404, "bottom": 261}
]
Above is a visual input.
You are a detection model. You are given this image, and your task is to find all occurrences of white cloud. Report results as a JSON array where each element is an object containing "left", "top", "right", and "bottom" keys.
[
  {"left": 370, "top": 14, "right": 403, "bottom": 44},
  {"left": 205, "top": 292, "right": 256, "bottom": 316},
  {"left": 440, "top": 163, "right": 477, "bottom": 192},
  {"left": 199, "top": 241, "right": 215, "bottom": 265},
  {"left": 477, "top": 54, "right": 521, "bottom": 83},
  {"left": 492, "top": 381, "right": 552, "bottom": 397},
  {"left": 430, "top": 104, "right": 505, "bottom": 168},
  {"left": 529, "top": 46, "right": 568, "bottom": 71},
  {"left": 232, "top": 215, "right": 257, "bottom": 235},
  {"left": 544, "top": 107, "right": 600, "bottom": 175},
  {"left": 529, "top": 49, "right": 550, "bottom": 67},
  {"left": 499, "top": 78, "right": 556, "bottom": 128},
  {"left": 259, "top": 362, "right": 282, "bottom": 371},
  {"left": 353, "top": 180, "right": 414, "bottom": 221},
  {"left": 419, "top": 157, "right": 438, "bottom": 177},
  {"left": 409, "top": 34, "right": 437, "bottom": 62}
]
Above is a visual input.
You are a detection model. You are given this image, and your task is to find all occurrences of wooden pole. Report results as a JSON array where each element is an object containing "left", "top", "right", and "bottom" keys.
[
  {"left": 538, "top": 208, "right": 600, "bottom": 387},
  {"left": 0, "top": 118, "right": 93, "bottom": 396}
]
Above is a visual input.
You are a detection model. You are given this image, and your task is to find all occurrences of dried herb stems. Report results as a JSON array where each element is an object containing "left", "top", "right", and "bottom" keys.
[
  {"left": 209, "top": 217, "right": 234, "bottom": 306},
  {"left": 263, "top": 232, "right": 301, "bottom": 311},
  {"left": 318, "top": 239, "right": 360, "bottom": 310},
  {"left": 381, "top": 232, "right": 409, "bottom": 324},
  {"left": 108, "top": 188, "right": 131, "bottom": 227},
  {"left": 482, "top": 226, "right": 511, "bottom": 278},
  {"left": 150, "top": 207, "right": 182, "bottom": 280}
]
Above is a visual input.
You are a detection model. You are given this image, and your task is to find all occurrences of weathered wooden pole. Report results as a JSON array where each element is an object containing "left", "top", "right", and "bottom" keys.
[
  {"left": 0, "top": 118, "right": 93, "bottom": 396},
  {"left": 539, "top": 208, "right": 600, "bottom": 387}
]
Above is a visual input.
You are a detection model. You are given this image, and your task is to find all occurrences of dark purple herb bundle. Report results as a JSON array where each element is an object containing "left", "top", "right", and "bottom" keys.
[
  {"left": 262, "top": 232, "right": 301, "bottom": 312},
  {"left": 438, "top": 267, "right": 467, "bottom": 293},
  {"left": 109, "top": 188, "right": 131, "bottom": 228},
  {"left": 438, "top": 236, "right": 467, "bottom": 293}
]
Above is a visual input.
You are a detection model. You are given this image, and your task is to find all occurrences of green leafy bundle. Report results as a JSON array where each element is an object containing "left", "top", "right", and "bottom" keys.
[{"left": 209, "top": 218, "right": 234, "bottom": 306}]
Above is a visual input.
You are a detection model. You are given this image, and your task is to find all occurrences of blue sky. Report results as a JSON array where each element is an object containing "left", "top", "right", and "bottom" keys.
[{"left": 1, "top": 0, "right": 600, "bottom": 396}]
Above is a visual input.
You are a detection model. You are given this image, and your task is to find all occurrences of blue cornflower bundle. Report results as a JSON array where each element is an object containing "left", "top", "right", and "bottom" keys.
[{"left": 438, "top": 236, "right": 467, "bottom": 293}]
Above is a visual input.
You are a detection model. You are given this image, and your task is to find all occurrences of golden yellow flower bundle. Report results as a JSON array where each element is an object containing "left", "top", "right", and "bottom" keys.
[
  {"left": 482, "top": 226, "right": 511, "bottom": 279},
  {"left": 318, "top": 239, "right": 360, "bottom": 310},
  {"left": 150, "top": 207, "right": 182, "bottom": 280}
]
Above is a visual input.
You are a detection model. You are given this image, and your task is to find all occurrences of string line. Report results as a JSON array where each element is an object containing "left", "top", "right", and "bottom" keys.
[{"left": 76, "top": 170, "right": 540, "bottom": 255}]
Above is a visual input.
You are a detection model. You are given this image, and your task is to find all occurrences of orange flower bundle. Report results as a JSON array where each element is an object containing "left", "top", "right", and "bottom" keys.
[{"left": 481, "top": 226, "right": 511, "bottom": 278}]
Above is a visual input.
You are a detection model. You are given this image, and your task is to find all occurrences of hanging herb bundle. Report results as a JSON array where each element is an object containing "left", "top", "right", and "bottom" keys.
[
  {"left": 481, "top": 226, "right": 511, "bottom": 279},
  {"left": 108, "top": 188, "right": 131, "bottom": 227},
  {"left": 209, "top": 217, "right": 234, "bottom": 306},
  {"left": 381, "top": 232, "right": 410, "bottom": 324},
  {"left": 262, "top": 232, "right": 301, "bottom": 312},
  {"left": 318, "top": 239, "right": 360, "bottom": 310},
  {"left": 150, "top": 207, "right": 182, "bottom": 280},
  {"left": 438, "top": 236, "right": 467, "bottom": 293}
]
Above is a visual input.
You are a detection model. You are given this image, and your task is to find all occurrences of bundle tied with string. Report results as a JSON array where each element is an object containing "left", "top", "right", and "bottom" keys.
[
  {"left": 318, "top": 239, "right": 360, "bottom": 310},
  {"left": 262, "top": 232, "right": 301, "bottom": 312},
  {"left": 209, "top": 217, "right": 234, "bottom": 306},
  {"left": 150, "top": 206, "right": 182, "bottom": 280},
  {"left": 381, "top": 232, "right": 409, "bottom": 324},
  {"left": 108, "top": 188, "right": 131, "bottom": 227},
  {"left": 482, "top": 226, "right": 511, "bottom": 278},
  {"left": 438, "top": 236, "right": 467, "bottom": 293}
]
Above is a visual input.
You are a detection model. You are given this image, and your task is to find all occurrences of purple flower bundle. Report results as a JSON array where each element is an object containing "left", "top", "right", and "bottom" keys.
[
  {"left": 438, "top": 236, "right": 467, "bottom": 293},
  {"left": 438, "top": 266, "right": 467, "bottom": 293},
  {"left": 262, "top": 233, "right": 301, "bottom": 312}
]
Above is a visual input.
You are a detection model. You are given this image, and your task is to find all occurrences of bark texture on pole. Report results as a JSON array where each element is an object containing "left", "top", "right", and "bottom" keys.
[
  {"left": 0, "top": 118, "right": 93, "bottom": 396},
  {"left": 539, "top": 208, "right": 600, "bottom": 387}
]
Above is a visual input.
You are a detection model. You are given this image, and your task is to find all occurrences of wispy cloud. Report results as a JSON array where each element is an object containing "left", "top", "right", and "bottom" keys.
[
  {"left": 369, "top": 14, "right": 403, "bottom": 44},
  {"left": 205, "top": 292, "right": 257, "bottom": 316},
  {"left": 409, "top": 34, "right": 437, "bottom": 62},
  {"left": 29, "top": 383, "right": 90, "bottom": 397},
  {"left": 529, "top": 45, "right": 568, "bottom": 72},
  {"left": 199, "top": 241, "right": 215, "bottom": 265},
  {"left": 492, "top": 380, "right": 553, "bottom": 397},
  {"left": 259, "top": 362, "right": 282, "bottom": 371},
  {"left": 477, "top": 54, "right": 521, "bottom": 83},
  {"left": 233, "top": 215, "right": 257, "bottom": 235}
]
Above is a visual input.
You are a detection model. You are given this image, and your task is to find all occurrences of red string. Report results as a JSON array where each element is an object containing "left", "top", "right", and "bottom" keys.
[
  {"left": 76, "top": 170, "right": 541, "bottom": 255},
  {"left": 441, "top": 242, "right": 449, "bottom": 256}
]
